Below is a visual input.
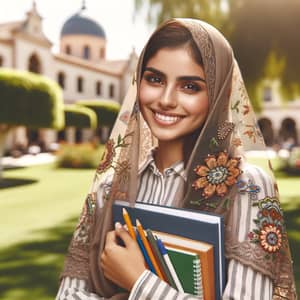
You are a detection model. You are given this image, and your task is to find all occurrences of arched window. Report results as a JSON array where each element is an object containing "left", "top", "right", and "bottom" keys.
[
  {"left": 65, "top": 45, "right": 72, "bottom": 55},
  {"left": 96, "top": 81, "right": 102, "bottom": 96},
  {"left": 57, "top": 72, "right": 66, "bottom": 89},
  {"left": 77, "top": 76, "right": 84, "bottom": 93},
  {"left": 83, "top": 45, "right": 90, "bottom": 59},
  {"left": 28, "top": 53, "right": 41, "bottom": 74},
  {"left": 0, "top": 55, "right": 3, "bottom": 67},
  {"left": 109, "top": 83, "right": 115, "bottom": 98},
  {"left": 99, "top": 47, "right": 105, "bottom": 59}
]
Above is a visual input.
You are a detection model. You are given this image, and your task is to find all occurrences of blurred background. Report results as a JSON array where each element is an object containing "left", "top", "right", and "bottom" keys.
[{"left": 0, "top": 0, "right": 299, "bottom": 299}]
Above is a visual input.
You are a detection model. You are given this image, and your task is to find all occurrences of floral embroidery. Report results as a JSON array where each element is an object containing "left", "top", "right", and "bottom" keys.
[
  {"left": 237, "top": 179, "right": 261, "bottom": 200},
  {"left": 243, "top": 124, "right": 263, "bottom": 143},
  {"left": 115, "top": 160, "right": 131, "bottom": 183},
  {"left": 232, "top": 137, "right": 242, "bottom": 147},
  {"left": 217, "top": 121, "right": 235, "bottom": 140},
  {"left": 73, "top": 193, "right": 97, "bottom": 245},
  {"left": 119, "top": 110, "right": 131, "bottom": 124},
  {"left": 209, "top": 137, "right": 219, "bottom": 151},
  {"left": 231, "top": 100, "right": 240, "bottom": 113},
  {"left": 242, "top": 104, "right": 250, "bottom": 115},
  {"left": 96, "top": 133, "right": 132, "bottom": 175},
  {"left": 192, "top": 151, "right": 242, "bottom": 199},
  {"left": 248, "top": 196, "right": 284, "bottom": 255}
]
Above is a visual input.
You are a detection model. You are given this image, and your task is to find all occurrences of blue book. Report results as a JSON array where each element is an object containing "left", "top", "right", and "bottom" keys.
[{"left": 112, "top": 200, "right": 225, "bottom": 300}]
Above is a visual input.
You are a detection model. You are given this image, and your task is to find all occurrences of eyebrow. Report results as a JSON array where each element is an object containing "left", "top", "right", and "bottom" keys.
[{"left": 144, "top": 67, "right": 206, "bottom": 83}]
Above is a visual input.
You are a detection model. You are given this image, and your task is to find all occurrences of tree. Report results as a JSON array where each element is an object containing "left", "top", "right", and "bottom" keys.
[
  {"left": 77, "top": 99, "right": 120, "bottom": 142},
  {"left": 134, "top": 0, "right": 300, "bottom": 104},
  {"left": 64, "top": 105, "right": 97, "bottom": 129},
  {"left": 0, "top": 68, "right": 64, "bottom": 179}
]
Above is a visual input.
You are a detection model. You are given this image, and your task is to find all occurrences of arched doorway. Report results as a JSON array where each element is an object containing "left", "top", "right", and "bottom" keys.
[
  {"left": 279, "top": 118, "right": 298, "bottom": 145},
  {"left": 28, "top": 53, "right": 42, "bottom": 74},
  {"left": 258, "top": 118, "right": 274, "bottom": 146}
]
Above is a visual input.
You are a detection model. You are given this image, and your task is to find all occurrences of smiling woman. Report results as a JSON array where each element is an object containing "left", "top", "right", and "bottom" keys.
[{"left": 56, "top": 19, "right": 297, "bottom": 300}]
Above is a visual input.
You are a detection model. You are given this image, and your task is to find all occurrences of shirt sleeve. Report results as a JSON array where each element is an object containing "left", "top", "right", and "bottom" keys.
[
  {"left": 56, "top": 277, "right": 105, "bottom": 300},
  {"left": 222, "top": 259, "right": 273, "bottom": 299},
  {"left": 128, "top": 270, "right": 201, "bottom": 300}
]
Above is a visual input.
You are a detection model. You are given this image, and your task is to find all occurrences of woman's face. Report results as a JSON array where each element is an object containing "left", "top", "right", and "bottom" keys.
[{"left": 139, "top": 47, "right": 209, "bottom": 144}]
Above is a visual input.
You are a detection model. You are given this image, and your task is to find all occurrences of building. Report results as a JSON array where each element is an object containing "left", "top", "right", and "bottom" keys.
[{"left": 0, "top": 1, "right": 137, "bottom": 153}]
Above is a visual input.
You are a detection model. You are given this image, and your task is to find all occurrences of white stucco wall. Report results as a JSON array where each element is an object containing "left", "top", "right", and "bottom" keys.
[
  {"left": 0, "top": 43, "right": 13, "bottom": 67},
  {"left": 54, "top": 58, "right": 121, "bottom": 102}
]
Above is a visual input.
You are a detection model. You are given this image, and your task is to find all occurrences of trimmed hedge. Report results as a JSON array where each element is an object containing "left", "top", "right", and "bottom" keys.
[
  {"left": 0, "top": 68, "right": 64, "bottom": 129},
  {"left": 56, "top": 143, "right": 104, "bottom": 169},
  {"left": 64, "top": 104, "right": 97, "bottom": 129},
  {"left": 77, "top": 99, "right": 120, "bottom": 127}
]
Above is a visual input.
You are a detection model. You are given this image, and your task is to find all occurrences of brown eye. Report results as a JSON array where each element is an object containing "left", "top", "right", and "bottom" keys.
[
  {"left": 144, "top": 73, "right": 164, "bottom": 85},
  {"left": 181, "top": 81, "right": 201, "bottom": 93}
]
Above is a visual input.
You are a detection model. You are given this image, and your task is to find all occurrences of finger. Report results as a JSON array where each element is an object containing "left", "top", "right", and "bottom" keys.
[
  {"left": 114, "top": 222, "right": 134, "bottom": 247},
  {"left": 105, "top": 230, "right": 117, "bottom": 246}
]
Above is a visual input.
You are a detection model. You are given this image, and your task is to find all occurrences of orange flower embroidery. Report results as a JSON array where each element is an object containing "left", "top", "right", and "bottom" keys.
[
  {"left": 259, "top": 224, "right": 282, "bottom": 253},
  {"left": 192, "top": 151, "right": 242, "bottom": 199},
  {"left": 232, "top": 138, "right": 242, "bottom": 147}
]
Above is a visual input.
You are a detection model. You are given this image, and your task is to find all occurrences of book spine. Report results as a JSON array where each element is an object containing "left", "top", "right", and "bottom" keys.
[{"left": 193, "top": 257, "right": 203, "bottom": 299}]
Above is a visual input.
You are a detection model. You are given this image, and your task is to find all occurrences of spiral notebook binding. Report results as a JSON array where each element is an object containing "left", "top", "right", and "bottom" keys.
[{"left": 193, "top": 258, "right": 203, "bottom": 299}]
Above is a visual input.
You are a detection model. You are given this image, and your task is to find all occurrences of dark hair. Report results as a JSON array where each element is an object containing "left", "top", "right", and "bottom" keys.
[
  {"left": 142, "top": 21, "right": 203, "bottom": 71},
  {"left": 141, "top": 21, "right": 205, "bottom": 165}
]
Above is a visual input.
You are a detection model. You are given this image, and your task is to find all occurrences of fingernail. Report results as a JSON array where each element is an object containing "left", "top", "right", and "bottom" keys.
[{"left": 115, "top": 222, "right": 122, "bottom": 230}]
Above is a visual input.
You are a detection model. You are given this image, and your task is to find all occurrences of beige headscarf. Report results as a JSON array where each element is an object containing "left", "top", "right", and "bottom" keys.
[{"left": 61, "top": 19, "right": 297, "bottom": 299}]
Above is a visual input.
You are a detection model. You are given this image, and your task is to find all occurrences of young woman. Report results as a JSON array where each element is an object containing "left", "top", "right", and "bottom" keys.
[{"left": 56, "top": 19, "right": 296, "bottom": 300}]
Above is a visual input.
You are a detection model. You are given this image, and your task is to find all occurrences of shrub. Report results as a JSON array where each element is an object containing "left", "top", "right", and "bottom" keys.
[
  {"left": 0, "top": 68, "right": 64, "bottom": 129},
  {"left": 76, "top": 99, "right": 120, "bottom": 127},
  {"left": 64, "top": 105, "right": 97, "bottom": 129},
  {"left": 56, "top": 143, "right": 104, "bottom": 169}
]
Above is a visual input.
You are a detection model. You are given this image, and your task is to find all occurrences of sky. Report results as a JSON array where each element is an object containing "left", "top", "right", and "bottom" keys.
[{"left": 0, "top": 0, "right": 155, "bottom": 59}]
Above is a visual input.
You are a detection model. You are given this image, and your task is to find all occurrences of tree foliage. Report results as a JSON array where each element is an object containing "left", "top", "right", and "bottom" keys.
[
  {"left": 77, "top": 99, "right": 120, "bottom": 127},
  {"left": 0, "top": 68, "right": 64, "bottom": 129},
  {"left": 134, "top": 0, "right": 300, "bottom": 101},
  {"left": 64, "top": 105, "right": 97, "bottom": 129}
]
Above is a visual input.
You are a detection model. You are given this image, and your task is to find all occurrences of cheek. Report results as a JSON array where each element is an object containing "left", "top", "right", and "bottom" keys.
[
  {"left": 139, "top": 83, "right": 161, "bottom": 106},
  {"left": 181, "top": 95, "right": 209, "bottom": 117}
]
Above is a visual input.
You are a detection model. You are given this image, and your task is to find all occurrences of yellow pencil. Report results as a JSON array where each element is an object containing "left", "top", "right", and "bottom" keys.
[
  {"left": 136, "top": 219, "right": 164, "bottom": 280},
  {"left": 122, "top": 208, "right": 136, "bottom": 240}
]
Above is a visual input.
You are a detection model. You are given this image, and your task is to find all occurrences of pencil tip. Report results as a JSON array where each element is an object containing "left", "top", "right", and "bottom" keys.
[
  {"left": 136, "top": 219, "right": 140, "bottom": 225},
  {"left": 122, "top": 208, "right": 127, "bottom": 214}
]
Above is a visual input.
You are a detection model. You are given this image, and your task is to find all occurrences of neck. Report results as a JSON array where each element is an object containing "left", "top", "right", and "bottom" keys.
[{"left": 154, "top": 140, "right": 184, "bottom": 172}]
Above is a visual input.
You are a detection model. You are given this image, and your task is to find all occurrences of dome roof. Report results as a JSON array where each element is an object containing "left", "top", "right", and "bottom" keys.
[{"left": 61, "top": 13, "right": 106, "bottom": 39}]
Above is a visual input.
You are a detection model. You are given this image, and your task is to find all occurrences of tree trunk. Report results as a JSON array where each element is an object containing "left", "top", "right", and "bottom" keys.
[{"left": 0, "top": 125, "right": 12, "bottom": 181}]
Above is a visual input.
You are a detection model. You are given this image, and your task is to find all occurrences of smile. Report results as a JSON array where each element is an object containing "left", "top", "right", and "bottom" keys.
[{"left": 153, "top": 111, "right": 184, "bottom": 125}]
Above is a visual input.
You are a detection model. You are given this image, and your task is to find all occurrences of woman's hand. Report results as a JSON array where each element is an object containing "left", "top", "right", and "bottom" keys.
[{"left": 100, "top": 222, "right": 147, "bottom": 291}]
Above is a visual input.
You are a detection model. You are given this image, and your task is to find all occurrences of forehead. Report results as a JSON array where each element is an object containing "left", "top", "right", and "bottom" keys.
[{"left": 145, "top": 47, "right": 205, "bottom": 78}]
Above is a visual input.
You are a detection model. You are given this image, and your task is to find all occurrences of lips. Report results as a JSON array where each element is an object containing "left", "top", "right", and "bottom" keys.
[{"left": 153, "top": 111, "right": 184, "bottom": 125}]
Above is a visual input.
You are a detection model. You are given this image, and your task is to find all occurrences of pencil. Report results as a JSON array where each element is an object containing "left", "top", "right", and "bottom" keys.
[
  {"left": 157, "top": 238, "right": 184, "bottom": 292},
  {"left": 136, "top": 219, "right": 165, "bottom": 280},
  {"left": 122, "top": 208, "right": 136, "bottom": 240}
]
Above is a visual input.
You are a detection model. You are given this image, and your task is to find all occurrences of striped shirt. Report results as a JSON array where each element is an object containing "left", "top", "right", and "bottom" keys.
[{"left": 56, "top": 154, "right": 273, "bottom": 300}]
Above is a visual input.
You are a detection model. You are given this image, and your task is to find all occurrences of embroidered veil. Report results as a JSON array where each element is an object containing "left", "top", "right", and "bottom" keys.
[{"left": 61, "top": 19, "right": 297, "bottom": 299}]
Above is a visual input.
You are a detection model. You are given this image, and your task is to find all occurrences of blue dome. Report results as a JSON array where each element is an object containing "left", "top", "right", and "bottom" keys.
[{"left": 61, "top": 13, "right": 106, "bottom": 39}]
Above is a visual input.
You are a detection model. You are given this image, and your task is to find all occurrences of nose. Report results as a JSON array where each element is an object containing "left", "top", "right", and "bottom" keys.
[{"left": 159, "top": 84, "right": 177, "bottom": 109}]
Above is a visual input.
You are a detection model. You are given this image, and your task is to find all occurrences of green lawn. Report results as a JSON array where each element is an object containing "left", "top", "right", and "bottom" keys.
[{"left": 0, "top": 161, "right": 299, "bottom": 299}]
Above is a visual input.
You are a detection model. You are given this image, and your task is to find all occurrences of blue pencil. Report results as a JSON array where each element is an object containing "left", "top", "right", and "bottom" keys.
[{"left": 136, "top": 230, "right": 156, "bottom": 274}]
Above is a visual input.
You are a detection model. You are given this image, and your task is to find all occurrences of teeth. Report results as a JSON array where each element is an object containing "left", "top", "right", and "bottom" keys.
[{"left": 155, "top": 112, "right": 181, "bottom": 124}]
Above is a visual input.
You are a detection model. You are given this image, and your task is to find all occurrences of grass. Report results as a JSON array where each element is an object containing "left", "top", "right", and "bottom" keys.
[{"left": 0, "top": 159, "right": 299, "bottom": 299}]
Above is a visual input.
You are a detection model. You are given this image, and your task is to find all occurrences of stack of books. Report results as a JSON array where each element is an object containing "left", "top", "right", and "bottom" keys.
[{"left": 113, "top": 201, "right": 225, "bottom": 300}]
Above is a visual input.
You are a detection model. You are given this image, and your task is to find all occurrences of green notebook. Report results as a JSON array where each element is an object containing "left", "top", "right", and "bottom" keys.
[{"left": 167, "top": 246, "right": 203, "bottom": 297}]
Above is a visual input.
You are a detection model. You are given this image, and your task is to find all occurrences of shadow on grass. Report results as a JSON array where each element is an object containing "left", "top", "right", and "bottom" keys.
[
  {"left": 0, "top": 217, "right": 77, "bottom": 300},
  {"left": 281, "top": 200, "right": 300, "bottom": 297},
  {"left": 0, "top": 178, "right": 38, "bottom": 189}
]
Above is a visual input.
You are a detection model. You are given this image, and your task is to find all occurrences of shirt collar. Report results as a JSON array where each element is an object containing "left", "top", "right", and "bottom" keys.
[{"left": 138, "top": 149, "right": 186, "bottom": 181}]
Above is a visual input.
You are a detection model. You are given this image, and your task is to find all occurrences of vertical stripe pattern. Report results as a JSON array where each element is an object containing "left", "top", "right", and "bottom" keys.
[{"left": 56, "top": 160, "right": 273, "bottom": 299}]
